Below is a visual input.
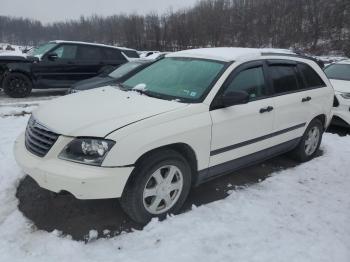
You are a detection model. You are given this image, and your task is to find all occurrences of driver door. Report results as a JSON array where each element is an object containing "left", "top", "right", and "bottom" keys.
[
  {"left": 32, "top": 43, "right": 82, "bottom": 88},
  {"left": 208, "top": 61, "right": 275, "bottom": 178}
]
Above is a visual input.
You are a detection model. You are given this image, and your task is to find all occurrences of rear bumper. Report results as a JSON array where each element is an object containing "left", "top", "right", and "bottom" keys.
[{"left": 14, "top": 132, "right": 133, "bottom": 199}]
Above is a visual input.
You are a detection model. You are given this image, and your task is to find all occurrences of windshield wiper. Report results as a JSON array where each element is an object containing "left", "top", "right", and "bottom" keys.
[{"left": 117, "top": 83, "right": 178, "bottom": 101}]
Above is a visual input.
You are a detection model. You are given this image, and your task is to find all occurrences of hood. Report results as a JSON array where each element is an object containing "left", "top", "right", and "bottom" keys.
[
  {"left": 72, "top": 76, "right": 115, "bottom": 91},
  {"left": 330, "top": 79, "right": 350, "bottom": 93},
  {"left": 0, "top": 55, "right": 28, "bottom": 62},
  {"left": 33, "top": 86, "right": 188, "bottom": 137}
]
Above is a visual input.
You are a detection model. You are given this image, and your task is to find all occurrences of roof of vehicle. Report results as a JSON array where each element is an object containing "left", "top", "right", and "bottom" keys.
[
  {"left": 166, "top": 47, "right": 296, "bottom": 62},
  {"left": 49, "top": 40, "right": 137, "bottom": 52}
]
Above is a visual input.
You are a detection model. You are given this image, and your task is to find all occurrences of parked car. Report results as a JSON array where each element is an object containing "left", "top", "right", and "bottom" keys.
[
  {"left": 0, "top": 40, "right": 139, "bottom": 98},
  {"left": 66, "top": 60, "right": 155, "bottom": 94},
  {"left": 14, "top": 48, "right": 334, "bottom": 224},
  {"left": 324, "top": 59, "right": 350, "bottom": 127}
]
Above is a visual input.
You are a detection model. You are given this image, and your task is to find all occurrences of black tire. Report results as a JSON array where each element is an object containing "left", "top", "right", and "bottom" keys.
[
  {"left": 291, "top": 119, "right": 324, "bottom": 162},
  {"left": 3, "top": 72, "right": 33, "bottom": 98},
  {"left": 120, "top": 149, "right": 192, "bottom": 224}
]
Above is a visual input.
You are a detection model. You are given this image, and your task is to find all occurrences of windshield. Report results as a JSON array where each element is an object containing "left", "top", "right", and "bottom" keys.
[
  {"left": 109, "top": 62, "right": 144, "bottom": 79},
  {"left": 28, "top": 42, "right": 57, "bottom": 57},
  {"left": 324, "top": 64, "right": 350, "bottom": 81},
  {"left": 123, "top": 57, "right": 226, "bottom": 102}
]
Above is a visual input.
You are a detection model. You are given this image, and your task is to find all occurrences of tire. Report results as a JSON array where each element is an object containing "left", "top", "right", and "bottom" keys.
[
  {"left": 3, "top": 72, "right": 33, "bottom": 98},
  {"left": 120, "top": 149, "right": 192, "bottom": 224},
  {"left": 291, "top": 119, "right": 324, "bottom": 162}
]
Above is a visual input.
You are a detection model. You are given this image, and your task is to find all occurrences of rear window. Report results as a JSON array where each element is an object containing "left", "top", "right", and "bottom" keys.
[
  {"left": 298, "top": 63, "right": 325, "bottom": 88},
  {"left": 269, "top": 65, "right": 300, "bottom": 94},
  {"left": 121, "top": 50, "right": 139, "bottom": 58},
  {"left": 324, "top": 64, "right": 350, "bottom": 81}
]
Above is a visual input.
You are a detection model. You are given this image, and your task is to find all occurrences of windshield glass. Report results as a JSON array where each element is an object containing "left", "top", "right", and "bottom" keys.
[
  {"left": 28, "top": 42, "right": 57, "bottom": 57},
  {"left": 123, "top": 57, "right": 226, "bottom": 102},
  {"left": 109, "top": 62, "right": 144, "bottom": 79},
  {"left": 324, "top": 64, "right": 350, "bottom": 81}
]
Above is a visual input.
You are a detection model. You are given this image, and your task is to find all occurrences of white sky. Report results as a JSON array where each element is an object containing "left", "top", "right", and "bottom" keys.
[{"left": 0, "top": 0, "right": 198, "bottom": 24}]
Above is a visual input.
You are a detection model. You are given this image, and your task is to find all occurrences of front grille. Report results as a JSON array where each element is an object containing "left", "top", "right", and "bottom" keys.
[{"left": 25, "top": 117, "right": 59, "bottom": 157}]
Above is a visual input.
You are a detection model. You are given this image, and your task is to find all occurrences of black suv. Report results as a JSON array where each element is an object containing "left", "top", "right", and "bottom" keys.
[{"left": 0, "top": 41, "right": 139, "bottom": 97}]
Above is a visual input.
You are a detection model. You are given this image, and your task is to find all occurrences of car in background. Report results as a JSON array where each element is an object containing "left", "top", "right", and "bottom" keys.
[
  {"left": 324, "top": 60, "right": 350, "bottom": 127},
  {"left": 66, "top": 60, "right": 154, "bottom": 94},
  {"left": 15, "top": 48, "right": 333, "bottom": 224},
  {"left": 139, "top": 51, "right": 160, "bottom": 58},
  {"left": 0, "top": 40, "right": 139, "bottom": 98}
]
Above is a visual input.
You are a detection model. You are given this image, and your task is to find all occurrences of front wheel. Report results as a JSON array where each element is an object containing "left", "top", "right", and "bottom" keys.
[
  {"left": 291, "top": 119, "right": 324, "bottom": 162},
  {"left": 3, "top": 72, "right": 33, "bottom": 98},
  {"left": 120, "top": 150, "right": 192, "bottom": 224}
]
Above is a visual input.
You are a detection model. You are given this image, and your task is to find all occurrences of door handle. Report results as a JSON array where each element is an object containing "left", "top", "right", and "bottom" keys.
[
  {"left": 302, "top": 96, "right": 312, "bottom": 102},
  {"left": 259, "top": 106, "right": 274, "bottom": 113}
]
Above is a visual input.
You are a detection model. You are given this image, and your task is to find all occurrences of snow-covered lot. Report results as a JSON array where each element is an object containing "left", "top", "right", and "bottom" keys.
[{"left": 0, "top": 103, "right": 349, "bottom": 261}]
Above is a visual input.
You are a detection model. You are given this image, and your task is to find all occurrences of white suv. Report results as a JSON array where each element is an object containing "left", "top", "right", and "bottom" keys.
[
  {"left": 324, "top": 60, "right": 350, "bottom": 127},
  {"left": 14, "top": 48, "right": 334, "bottom": 224}
]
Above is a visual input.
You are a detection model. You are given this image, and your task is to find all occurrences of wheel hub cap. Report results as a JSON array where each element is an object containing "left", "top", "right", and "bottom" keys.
[
  {"left": 304, "top": 126, "right": 320, "bottom": 156},
  {"left": 143, "top": 165, "right": 184, "bottom": 215}
]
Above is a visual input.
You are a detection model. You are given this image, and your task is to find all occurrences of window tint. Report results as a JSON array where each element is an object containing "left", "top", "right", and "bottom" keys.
[
  {"left": 103, "top": 48, "right": 126, "bottom": 61},
  {"left": 121, "top": 50, "right": 139, "bottom": 58},
  {"left": 298, "top": 63, "right": 325, "bottom": 88},
  {"left": 224, "top": 66, "right": 267, "bottom": 101},
  {"left": 51, "top": 44, "right": 77, "bottom": 59},
  {"left": 324, "top": 64, "right": 350, "bottom": 81},
  {"left": 77, "top": 46, "right": 102, "bottom": 60},
  {"left": 108, "top": 62, "right": 144, "bottom": 79},
  {"left": 269, "top": 65, "right": 299, "bottom": 94}
]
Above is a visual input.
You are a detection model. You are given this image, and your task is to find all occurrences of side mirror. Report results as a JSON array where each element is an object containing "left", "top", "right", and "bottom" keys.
[
  {"left": 47, "top": 52, "right": 58, "bottom": 61},
  {"left": 221, "top": 90, "right": 250, "bottom": 107}
]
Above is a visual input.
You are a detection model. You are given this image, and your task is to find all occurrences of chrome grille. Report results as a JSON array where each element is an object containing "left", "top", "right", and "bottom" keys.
[{"left": 25, "top": 117, "right": 59, "bottom": 157}]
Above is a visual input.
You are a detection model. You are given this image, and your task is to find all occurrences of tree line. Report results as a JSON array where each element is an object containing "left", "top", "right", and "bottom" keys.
[{"left": 0, "top": 0, "right": 349, "bottom": 55}]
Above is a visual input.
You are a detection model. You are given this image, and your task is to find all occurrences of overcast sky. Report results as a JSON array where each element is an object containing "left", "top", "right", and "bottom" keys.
[{"left": 0, "top": 0, "right": 198, "bottom": 24}]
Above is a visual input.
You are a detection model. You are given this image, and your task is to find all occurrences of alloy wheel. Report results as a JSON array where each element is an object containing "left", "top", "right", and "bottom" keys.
[
  {"left": 142, "top": 165, "right": 184, "bottom": 215},
  {"left": 304, "top": 126, "right": 320, "bottom": 156}
]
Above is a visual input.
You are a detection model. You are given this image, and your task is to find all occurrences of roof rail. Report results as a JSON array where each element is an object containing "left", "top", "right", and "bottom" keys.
[{"left": 261, "top": 52, "right": 324, "bottom": 68}]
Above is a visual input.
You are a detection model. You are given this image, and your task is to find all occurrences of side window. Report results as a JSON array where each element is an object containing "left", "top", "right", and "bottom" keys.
[
  {"left": 268, "top": 65, "right": 299, "bottom": 94},
  {"left": 121, "top": 50, "right": 139, "bottom": 58},
  {"left": 51, "top": 44, "right": 77, "bottom": 59},
  {"left": 103, "top": 48, "right": 127, "bottom": 61},
  {"left": 224, "top": 66, "right": 267, "bottom": 101},
  {"left": 297, "top": 63, "right": 325, "bottom": 88},
  {"left": 77, "top": 46, "right": 102, "bottom": 60}
]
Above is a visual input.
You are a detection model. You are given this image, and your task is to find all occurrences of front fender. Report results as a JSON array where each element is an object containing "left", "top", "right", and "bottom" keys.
[
  {"left": 7, "top": 62, "right": 32, "bottom": 75},
  {"left": 103, "top": 104, "right": 212, "bottom": 171}
]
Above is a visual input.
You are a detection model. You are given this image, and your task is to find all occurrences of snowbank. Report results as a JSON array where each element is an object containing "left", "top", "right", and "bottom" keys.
[{"left": 0, "top": 115, "right": 349, "bottom": 262}]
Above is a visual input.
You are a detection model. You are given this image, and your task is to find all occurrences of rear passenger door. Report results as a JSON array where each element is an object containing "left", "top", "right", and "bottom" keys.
[
  {"left": 75, "top": 45, "right": 105, "bottom": 79},
  {"left": 268, "top": 60, "right": 312, "bottom": 144},
  {"left": 296, "top": 62, "right": 328, "bottom": 122}
]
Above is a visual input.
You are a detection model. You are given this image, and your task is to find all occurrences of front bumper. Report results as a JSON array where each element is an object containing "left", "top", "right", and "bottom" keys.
[
  {"left": 332, "top": 94, "right": 350, "bottom": 127},
  {"left": 14, "top": 132, "right": 133, "bottom": 199}
]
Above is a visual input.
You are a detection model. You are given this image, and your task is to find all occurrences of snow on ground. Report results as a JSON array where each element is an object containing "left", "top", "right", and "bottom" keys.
[{"left": 0, "top": 112, "right": 349, "bottom": 262}]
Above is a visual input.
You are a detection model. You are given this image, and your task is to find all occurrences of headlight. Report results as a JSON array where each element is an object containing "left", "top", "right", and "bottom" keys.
[
  {"left": 340, "top": 93, "right": 350, "bottom": 99},
  {"left": 58, "top": 138, "right": 115, "bottom": 166}
]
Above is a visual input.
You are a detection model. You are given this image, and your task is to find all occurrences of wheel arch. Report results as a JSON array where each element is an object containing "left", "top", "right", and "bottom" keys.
[
  {"left": 313, "top": 114, "right": 327, "bottom": 129},
  {"left": 128, "top": 143, "right": 199, "bottom": 186}
]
